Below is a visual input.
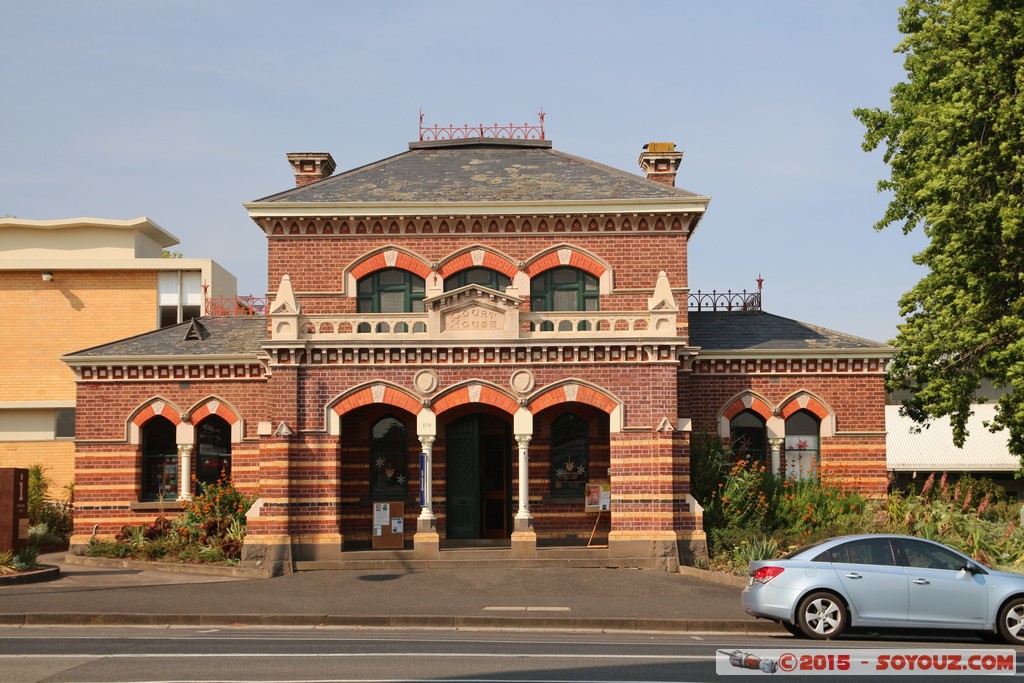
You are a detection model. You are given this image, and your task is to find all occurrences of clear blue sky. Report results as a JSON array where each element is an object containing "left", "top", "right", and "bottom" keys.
[{"left": 0, "top": 0, "right": 925, "bottom": 344}]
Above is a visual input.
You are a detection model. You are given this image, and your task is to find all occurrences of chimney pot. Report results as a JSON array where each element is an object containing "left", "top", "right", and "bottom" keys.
[
  {"left": 287, "top": 152, "right": 337, "bottom": 187},
  {"left": 638, "top": 142, "right": 683, "bottom": 187}
]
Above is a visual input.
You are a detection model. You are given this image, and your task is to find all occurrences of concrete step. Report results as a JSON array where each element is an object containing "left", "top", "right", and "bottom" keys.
[{"left": 294, "top": 549, "right": 656, "bottom": 571}]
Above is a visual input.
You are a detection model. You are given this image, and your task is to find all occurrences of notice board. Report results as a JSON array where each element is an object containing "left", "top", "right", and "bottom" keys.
[
  {"left": 0, "top": 468, "right": 29, "bottom": 554},
  {"left": 371, "top": 501, "right": 404, "bottom": 549}
]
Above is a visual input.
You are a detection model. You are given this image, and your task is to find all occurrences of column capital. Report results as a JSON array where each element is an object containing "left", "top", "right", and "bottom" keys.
[
  {"left": 515, "top": 434, "right": 533, "bottom": 447},
  {"left": 419, "top": 435, "right": 436, "bottom": 449}
]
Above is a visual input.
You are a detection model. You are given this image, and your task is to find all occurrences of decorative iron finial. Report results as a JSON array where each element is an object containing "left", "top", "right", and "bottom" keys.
[
  {"left": 418, "top": 111, "right": 547, "bottom": 142},
  {"left": 757, "top": 274, "right": 764, "bottom": 293}
]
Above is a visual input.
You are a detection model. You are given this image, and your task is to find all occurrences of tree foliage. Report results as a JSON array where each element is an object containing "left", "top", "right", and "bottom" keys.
[{"left": 855, "top": 0, "right": 1024, "bottom": 458}]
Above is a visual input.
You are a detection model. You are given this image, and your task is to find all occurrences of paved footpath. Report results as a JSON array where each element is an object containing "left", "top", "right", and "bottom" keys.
[{"left": 0, "top": 553, "right": 779, "bottom": 634}]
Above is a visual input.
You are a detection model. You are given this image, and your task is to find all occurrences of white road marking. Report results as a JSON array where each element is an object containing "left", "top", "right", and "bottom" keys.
[{"left": 482, "top": 606, "right": 571, "bottom": 611}]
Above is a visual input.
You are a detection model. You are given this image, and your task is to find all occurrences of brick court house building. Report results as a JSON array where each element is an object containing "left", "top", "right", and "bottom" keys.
[{"left": 65, "top": 121, "right": 892, "bottom": 574}]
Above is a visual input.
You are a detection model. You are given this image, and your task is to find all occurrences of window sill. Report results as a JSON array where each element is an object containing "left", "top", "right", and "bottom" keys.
[{"left": 130, "top": 501, "right": 186, "bottom": 512}]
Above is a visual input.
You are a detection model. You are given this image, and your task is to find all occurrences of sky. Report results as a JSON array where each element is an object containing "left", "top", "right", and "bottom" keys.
[{"left": 0, "top": 0, "right": 927, "bottom": 344}]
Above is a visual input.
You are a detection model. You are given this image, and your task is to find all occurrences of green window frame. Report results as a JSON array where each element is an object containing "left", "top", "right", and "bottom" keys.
[
  {"left": 370, "top": 416, "right": 408, "bottom": 501},
  {"left": 444, "top": 267, "right": 511, "bottom": 293},
  {"left": 550, "top": 413, "right": 589, "bottom": 497},
  {"left": 357, "top": 268, "right": 425, "bottom": 314},
  {"left": 530, "top": 267, "right": 599, "bottom": 313}
]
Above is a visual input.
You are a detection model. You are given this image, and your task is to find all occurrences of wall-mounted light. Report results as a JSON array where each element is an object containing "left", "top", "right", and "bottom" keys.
[{"left": 41, "top": 272, "right": 53, "bottom": 282}]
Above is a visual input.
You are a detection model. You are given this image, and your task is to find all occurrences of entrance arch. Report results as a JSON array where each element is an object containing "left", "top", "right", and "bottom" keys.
[{"left": 444, "top": 411, "right": 513, "bottom": 540}]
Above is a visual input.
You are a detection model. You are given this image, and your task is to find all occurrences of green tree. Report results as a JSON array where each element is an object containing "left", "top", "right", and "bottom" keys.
[{"left": 855, "top": 0, "right": 1024, "bottom": 458}]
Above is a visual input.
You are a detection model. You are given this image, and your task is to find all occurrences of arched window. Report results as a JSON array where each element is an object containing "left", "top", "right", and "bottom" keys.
[
  {"left": 357, "top": 269, "right": 425, "bottom": 314},
  {"left": 530, "top": 267, "right": 599, "bottom": 313},
  {"left": 730, "top": 409, "right": 767, "bottom": 462},
  {"left": 784, "top": 409, "right": 821, "bottom": 480},
  {"left": 196, "top": 415, "right": 232, "bottom": 491},
  {"left": 141, "top": 416, "right": 177, "bottom": 501},
  {"left": 550, "top": 413, "right": 589, "bottom": 497},
  {"left": 530, "top": 267, "right": 599, "bottom": 331},
  {"left": 444, "top": 267, "right": 511, "bottom": 293},
  {"left": 370, "top": 416, "right": 408, "bottom": 500}
]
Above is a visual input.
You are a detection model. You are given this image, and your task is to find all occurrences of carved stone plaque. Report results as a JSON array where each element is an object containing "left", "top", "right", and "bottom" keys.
[{"left": 443, "top": 304, "right": 505, "bottom": 332}]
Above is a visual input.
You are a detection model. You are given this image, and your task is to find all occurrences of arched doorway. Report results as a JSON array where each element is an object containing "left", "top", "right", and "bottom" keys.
[{"left": 445, "top": 413, "right": 512, "bottom": 540}]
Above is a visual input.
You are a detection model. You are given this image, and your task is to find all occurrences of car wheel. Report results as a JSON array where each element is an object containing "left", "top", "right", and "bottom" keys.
[
  {"left": 997, "top": 597, "right": 1024, "bottom": 644},
  {"left": 797, "top": 591, "right": 848, "bottom": 640}
]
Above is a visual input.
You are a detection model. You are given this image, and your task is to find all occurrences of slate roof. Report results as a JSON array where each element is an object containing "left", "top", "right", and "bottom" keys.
[
  {"left": 688, "top": 310, "right": 890, "bottom": 352},
  {"left": 62, "top": 316, "right": 266, "bottom": 359},
  {"left": 254, "top": 138, "right": 704, "bottom": 204}
]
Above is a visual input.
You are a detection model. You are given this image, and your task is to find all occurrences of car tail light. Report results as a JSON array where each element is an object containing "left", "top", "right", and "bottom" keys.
[{"left": 752, "top": 566, "right": 784, "bottom": 584}]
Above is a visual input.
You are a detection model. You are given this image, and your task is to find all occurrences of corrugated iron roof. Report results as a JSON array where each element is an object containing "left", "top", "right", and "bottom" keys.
[{"left": 886, "top": 404, "right": 1019, "bottom": 472}]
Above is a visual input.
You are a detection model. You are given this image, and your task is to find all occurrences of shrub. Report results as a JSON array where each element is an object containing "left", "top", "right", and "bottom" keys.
[
  {"left": 732, "top": 534, "right": 781, "bottom": 566},
  {"left": 12, "top": 546, "right": 39, "bottom": 571},
  {"left": 36, "top": 499, "right": 74, "bottom": 540},
  {"left": 770, "top": 474, "right": 869, "bottom": 546},
  {"left": 86, "top": 538, "right": 131, "bottom": 558},
  {"left": 689, "top": 433, "right": 731, "bottom": 508},
  {"left": 84, "top": 475, "right": 255, "bottom": 565},
  {"left": 28, "top": 524, "right": 62, "bottom": 547},
  {"left": 27, "top": 464, "right": 50, "bottom": 526}
]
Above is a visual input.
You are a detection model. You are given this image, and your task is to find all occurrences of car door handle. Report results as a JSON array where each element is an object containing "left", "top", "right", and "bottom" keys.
[
  {"left": 845, "top": 573, "right": 862, "bottom": 579},
  {"left": 913, "top": 578, "right": 930, "bottom": 585}
]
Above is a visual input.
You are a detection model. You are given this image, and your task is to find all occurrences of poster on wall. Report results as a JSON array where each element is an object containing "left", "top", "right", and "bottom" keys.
[
  {"left": 585, "top": 482, "right": 611, "bottom": 512},
  {"left": 373, "top": 503, "right": 390, "bottom": 527}
]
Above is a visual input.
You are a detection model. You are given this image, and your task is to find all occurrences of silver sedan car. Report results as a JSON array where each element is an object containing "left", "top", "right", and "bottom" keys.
[{"left": 742, "top": 534, "right": 1024, "bottom": 643}]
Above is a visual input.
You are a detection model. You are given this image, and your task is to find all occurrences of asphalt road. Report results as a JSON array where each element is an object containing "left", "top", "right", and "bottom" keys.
[
  {"left": 2, "top": 627, "right": 1020, "bottom": 683},
  {"left": 0, "top": 563, "right": 751, "bottom": 625}
]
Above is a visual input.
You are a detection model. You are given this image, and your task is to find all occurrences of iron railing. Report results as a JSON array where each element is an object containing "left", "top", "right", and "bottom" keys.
[
  {"left": 205, "top": 296, "right": 268, "bottom": 317},
  {"left": 686, "top": 289, "right": 761, "bottom": 312},
  {"left": 419, "top": 109, "right": 546, "bottom": 141}
]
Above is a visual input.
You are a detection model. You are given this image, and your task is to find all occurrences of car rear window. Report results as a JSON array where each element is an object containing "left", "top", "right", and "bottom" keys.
[
  {"left": 814, "top": 538, "right": 896, "bottom": 565},
  {"left": 784, "top": 540, "right": 830, "bottom": 560}
]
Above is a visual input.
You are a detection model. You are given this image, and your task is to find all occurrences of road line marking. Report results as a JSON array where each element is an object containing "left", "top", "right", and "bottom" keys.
[
  {"left": 482, "top": 606, "right": 571, "bottom": 611},
  {"left": 0, "top": 653, "right": 714, "bottom": 660}
]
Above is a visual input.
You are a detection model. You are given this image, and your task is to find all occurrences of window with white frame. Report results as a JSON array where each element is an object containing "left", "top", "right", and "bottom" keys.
[
  {"left": 158, "top": 271, "right": 203, "bottom": 328},
  {"left": 784, "top": 410, "right": 820, "bottom": 480}
]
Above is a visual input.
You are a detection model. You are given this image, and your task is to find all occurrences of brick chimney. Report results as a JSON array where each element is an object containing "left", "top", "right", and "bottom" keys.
[
  {"left": 287, "top": 152, "right": 337, "bottom": 187},
  {"left": 638, "top": 142, "right": 683, "bottom": 187}
]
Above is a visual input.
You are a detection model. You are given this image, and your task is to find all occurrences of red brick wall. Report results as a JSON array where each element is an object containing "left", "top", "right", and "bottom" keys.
[
  {"left": 72, "top": 379, "right": 266, "bottom": 539},
  {"left": 686, "top": 370, "right": 888, "bottom": 495},
  {"left": 267, "top": 231, "right": 690, "bottom": 316}
]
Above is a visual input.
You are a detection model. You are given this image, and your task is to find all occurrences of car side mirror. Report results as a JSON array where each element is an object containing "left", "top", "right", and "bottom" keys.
[{"left": 963, "top": 562, "right": 987, "bottom": 575}]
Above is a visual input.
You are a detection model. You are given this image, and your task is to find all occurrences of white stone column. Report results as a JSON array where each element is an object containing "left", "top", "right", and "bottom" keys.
[
  {"left": 511, "top": 407, "right": 536, "bottom": 558},
  {"left": 177, "top": 444, "right": 193, "bottom": 501},
  {"left": 514, "top": 434, "right": 533, "bottom": 526},
  {"left": 418, "top": 435, "right": 436, "bottom": 526},
  {"left": 769, "top": 438, "right": 783, "bottom": 478},
  {"left": 414, "top": 408, "right": 440, "bottom": 560}
]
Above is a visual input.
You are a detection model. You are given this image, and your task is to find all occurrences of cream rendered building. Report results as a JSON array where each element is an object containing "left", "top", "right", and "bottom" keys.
[{"left": 0, "top": 217, "right": 236, "bottom": 490}]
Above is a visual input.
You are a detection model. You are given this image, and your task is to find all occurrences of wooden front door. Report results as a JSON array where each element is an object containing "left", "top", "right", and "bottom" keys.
[{"left": 445, "top": 415, "right": 511, "bottom": 539}]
